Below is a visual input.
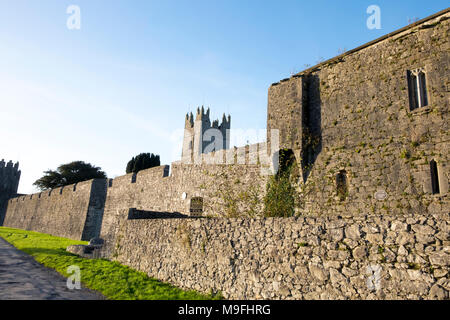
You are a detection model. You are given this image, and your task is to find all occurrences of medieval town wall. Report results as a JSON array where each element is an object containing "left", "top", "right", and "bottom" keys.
[{"left": 3, "top": 179, "right": 106, "bottom": 241}]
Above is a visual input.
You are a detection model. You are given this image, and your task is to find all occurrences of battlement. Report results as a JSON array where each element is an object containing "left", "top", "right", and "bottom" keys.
[
  {"left": 185, "top": 106, "right": 231, "bottom": 129},
  {"left": 7, "top": 179, "right": 100, "bottom": 204},
  {"left": 177, "top": 142, "right": 270, "bottom": 167},
  {"left": 182, "top": 107, "right": 231, "bottom": 162},
  {"left": 0, "top": 159, "right": 20, "bottom": 171},
  {"left": 0, "top": 159, "right": 21, "bottom": 194}
]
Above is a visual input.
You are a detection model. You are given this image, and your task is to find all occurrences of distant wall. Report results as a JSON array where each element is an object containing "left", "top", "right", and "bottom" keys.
[
  {"left": 3, "top": 179, "right": 107, "bottom": 241},
  {"left": 108, "top": 212, "right": 449, "bottom": 300}
]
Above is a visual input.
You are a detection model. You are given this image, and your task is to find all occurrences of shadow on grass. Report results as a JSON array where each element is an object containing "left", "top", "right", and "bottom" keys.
[{"left": 19, "top": 247, "right": 79, "bottom": 257}]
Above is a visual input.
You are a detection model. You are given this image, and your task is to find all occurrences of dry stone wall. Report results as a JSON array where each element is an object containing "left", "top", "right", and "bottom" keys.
[{"left": 108, "top": 213, "right": 449, "bottom": 300}]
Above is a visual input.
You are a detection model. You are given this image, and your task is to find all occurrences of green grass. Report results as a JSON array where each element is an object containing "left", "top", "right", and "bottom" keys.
[{"left": 0, "top": 227, "right": 219, "bottom": 300}]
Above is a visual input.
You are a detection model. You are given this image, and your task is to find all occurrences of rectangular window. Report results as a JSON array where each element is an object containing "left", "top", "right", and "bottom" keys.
[
  {"left": 336, "top": 170, "right": 348, "bottom": 201},
  {"left": 407, "top": 69, "right": 428, "bottom": 111},
  {"left": 430, "top": 160, "right": 440, "bottom": 195}
]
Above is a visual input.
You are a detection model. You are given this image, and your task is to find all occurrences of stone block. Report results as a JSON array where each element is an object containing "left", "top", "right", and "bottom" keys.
[
  {"left": 308, "top": 264, "right": 329, "bottom": 282},
  {"left": 353, "top": 246, "right": 367, "bottom": 260},
  {"left": 345, "top": 224, "right": 361, "bottom": 240},
  {"left": 429, "top": 252, "right": 450, "bottom": 267},
  {"left": 366, "top": 233, "right": 383, "bottom": 244}
]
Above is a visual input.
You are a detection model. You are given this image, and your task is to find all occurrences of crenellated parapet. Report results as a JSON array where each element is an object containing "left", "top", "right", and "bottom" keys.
[
  {"left": 185, "top": 112, "right": 194, "bottom": 128},
  {"left": 182, "top": 106, "right": 231, "bottom": 162},
  {"left": 0, "top": 159, "right": 21, "bottom": 197}
]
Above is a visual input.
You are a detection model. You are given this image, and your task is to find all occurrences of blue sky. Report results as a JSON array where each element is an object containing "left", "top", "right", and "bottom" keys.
[{"left": 0, "top": 0, "right": 447, "bottom": 194}]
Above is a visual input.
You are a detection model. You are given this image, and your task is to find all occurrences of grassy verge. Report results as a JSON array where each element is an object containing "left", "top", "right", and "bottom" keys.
[{"left": 0, "top": 227, "right": 218, "bottom": 300}]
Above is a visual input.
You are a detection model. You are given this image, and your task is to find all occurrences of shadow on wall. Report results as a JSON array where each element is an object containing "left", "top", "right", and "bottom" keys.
[
  {"left": 81, "top": 179, "right": 108, "bottom": 241},
  {"left": 0, "top": 202, "right": 6, "bottom": 226},
  {"left": 0, "top": 194, "right": 10, "bottom": 226},
  {"left": 301, "top": 73, "right": 323, "bottom": 183},
  {"left": 127, "top": 208, "right": 191, "bottom": 220}
]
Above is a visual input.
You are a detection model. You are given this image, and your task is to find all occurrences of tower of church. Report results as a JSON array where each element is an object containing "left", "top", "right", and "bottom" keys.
[{"left": 182, "top": 107, "right": 231, "bottom": 163}]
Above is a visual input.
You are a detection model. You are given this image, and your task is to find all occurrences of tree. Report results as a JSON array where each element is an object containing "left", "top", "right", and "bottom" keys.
[
  {"left": 126, "top": 153, "right": 160, "bottom": 174},
  {"left": 126, "top": 157, "right": 135, "bottom": 174},
  {"left": 33, "top": 161, "right": 107, "bottom": 191}
]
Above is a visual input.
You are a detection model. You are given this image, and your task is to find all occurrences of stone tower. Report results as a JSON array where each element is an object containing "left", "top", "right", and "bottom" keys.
[
  {"left": 182, "top": 107, "right": 231, "bottom": 163},
  {"left": 0, "top": 159, "right": 21, "bottom": 225}
]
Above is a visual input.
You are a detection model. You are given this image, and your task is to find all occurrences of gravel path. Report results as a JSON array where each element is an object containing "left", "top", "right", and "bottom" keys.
[{"left": 0, "top": 237, "right": 104, "bottom": 300}]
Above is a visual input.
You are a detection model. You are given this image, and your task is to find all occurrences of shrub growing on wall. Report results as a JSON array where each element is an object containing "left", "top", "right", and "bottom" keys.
[{"left": 263, "top": 149, "right": 296, "bottom": 217}]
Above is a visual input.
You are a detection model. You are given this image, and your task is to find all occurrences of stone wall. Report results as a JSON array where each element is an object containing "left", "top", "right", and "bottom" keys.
[
  {"left": 3, "top": 179, "right": 106, "bottom": 241},
  {"left": 99, "top": 159, "right": 269, "bottom": 251},
  {"left": 267, "top": 10, "right": 449, "bottom": 217},
  {"left": 2, "top": 149, "right": 270, "bottom": 243},
  {"left": 107, "top": 212, "right": 449, "bottom": 300}
]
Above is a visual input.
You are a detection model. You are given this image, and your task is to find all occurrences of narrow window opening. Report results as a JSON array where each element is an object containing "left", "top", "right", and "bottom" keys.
[
  {"left": 336, "top": 170, "right": 348, "bottom": 201},
  {"left": 430, "top": 160, "right": 440, "bottom": 195},
  {"left": 419, "top": 72, "right": 428, "bottom": 107}
]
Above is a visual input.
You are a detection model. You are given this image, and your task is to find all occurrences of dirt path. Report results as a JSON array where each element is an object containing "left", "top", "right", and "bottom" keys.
[{"left": 0, "top": 237, "right": 103, "bottom": 300}]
